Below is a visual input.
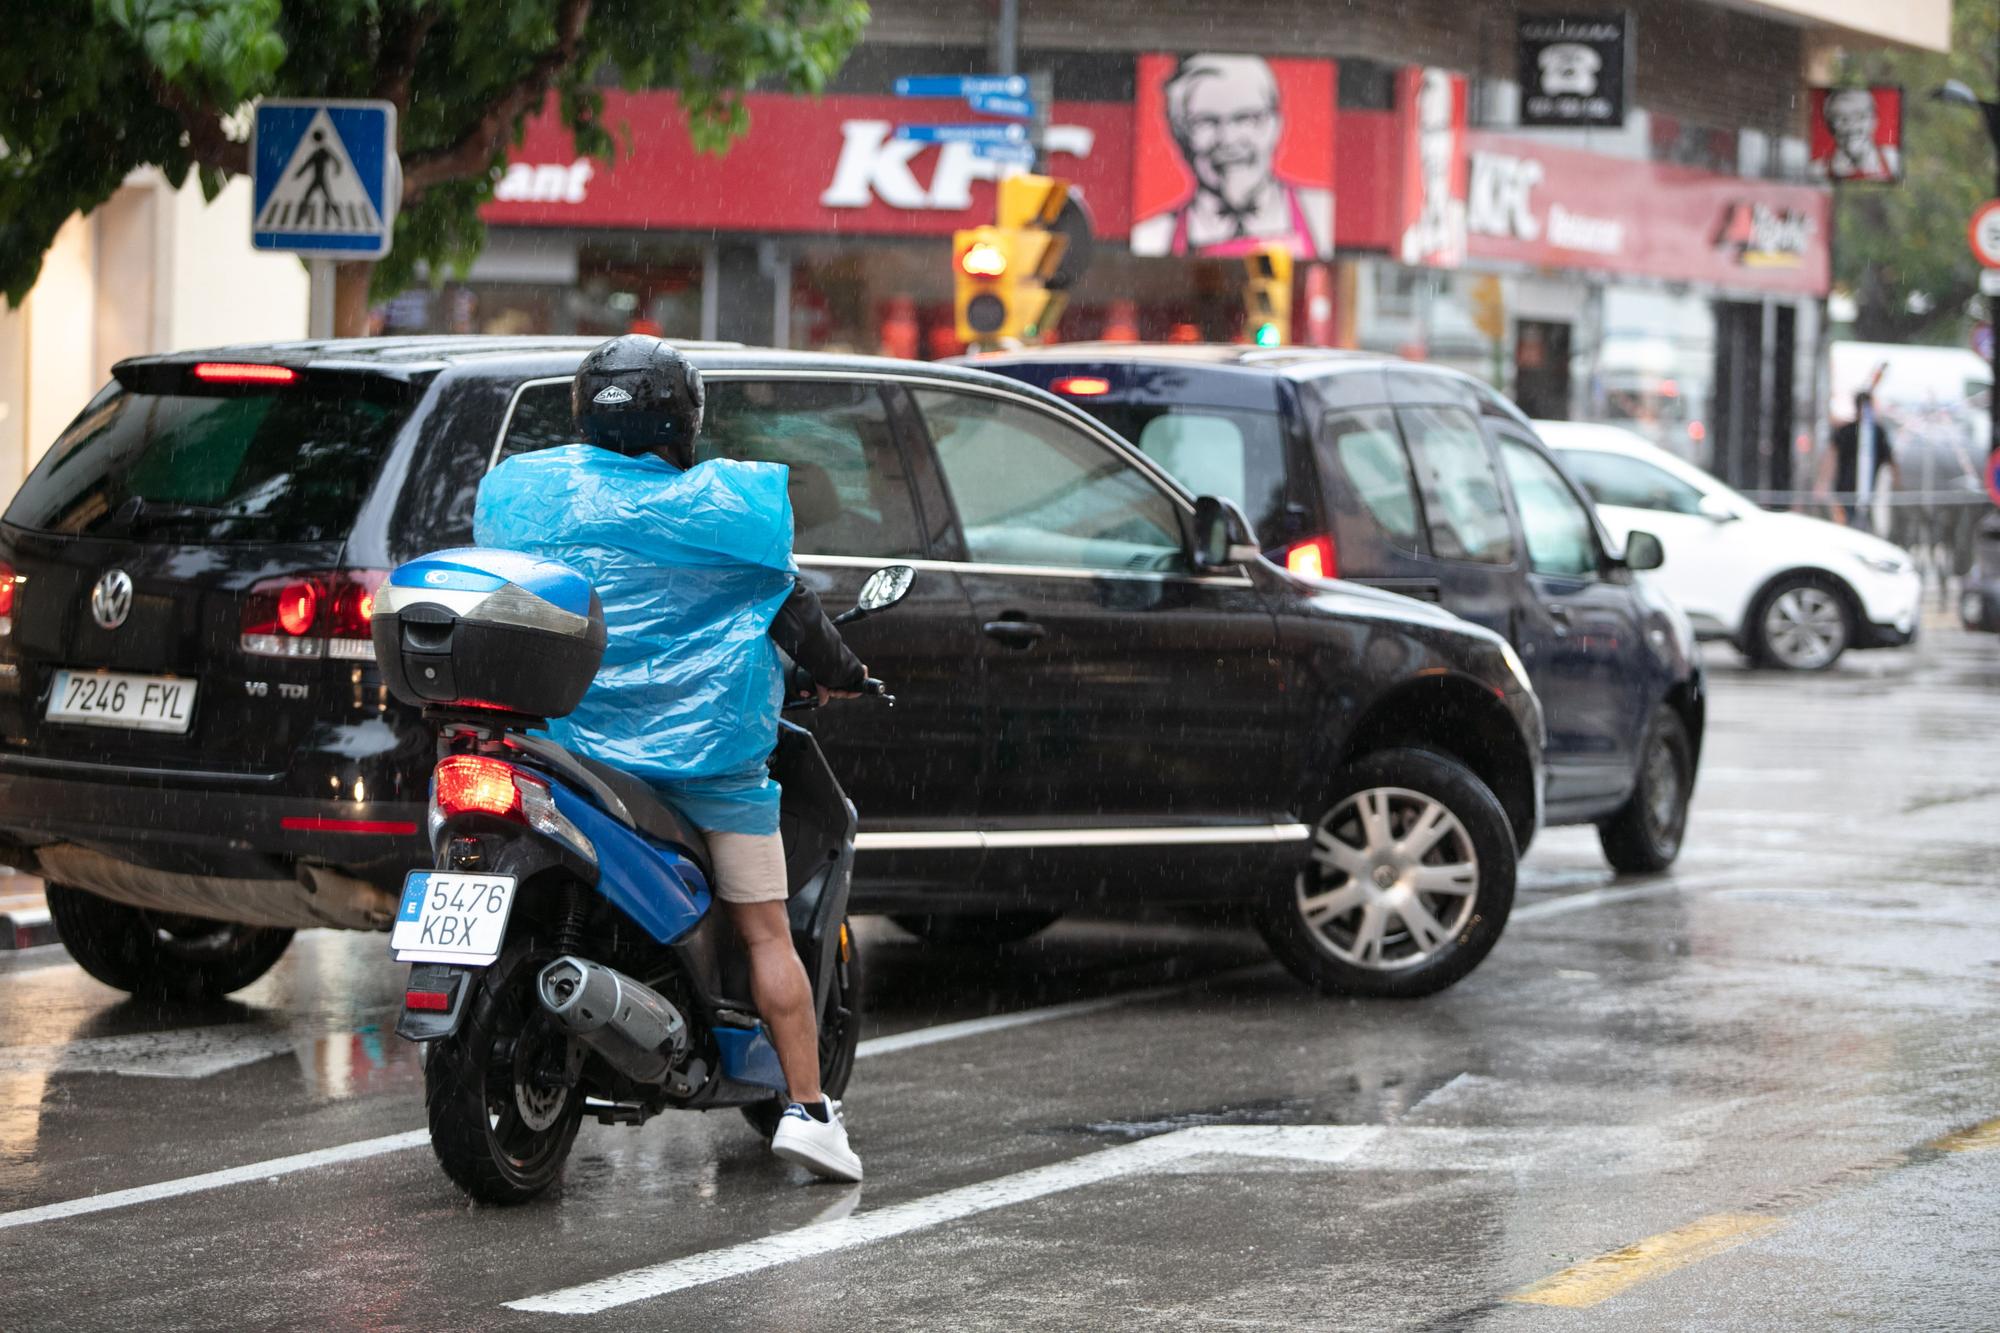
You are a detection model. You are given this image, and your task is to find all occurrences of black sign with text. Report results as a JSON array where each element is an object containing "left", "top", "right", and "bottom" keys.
[{"left": 1518, "top": 14, "right": 1629, "bottom": 128}]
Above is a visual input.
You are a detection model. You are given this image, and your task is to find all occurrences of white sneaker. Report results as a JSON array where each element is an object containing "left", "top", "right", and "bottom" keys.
[{"left": 770, "top": 1096, "right": 863, "bottom": 1183}]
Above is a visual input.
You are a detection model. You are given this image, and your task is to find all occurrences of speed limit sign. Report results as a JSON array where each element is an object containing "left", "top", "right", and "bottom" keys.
[{"left": 1971, "top": 200, "right": 2000, "bottom": 268}]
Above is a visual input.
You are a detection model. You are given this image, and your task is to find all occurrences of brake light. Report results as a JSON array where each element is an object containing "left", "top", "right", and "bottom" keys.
[
  {"left": 191, "top": 362, "right": 297, "bottom": 385},
  {"left": 434, "top": 755, "right": 527, "bottom": 820},
  {"left": 1051, "top": 375, "right": 1112, "bottom": 397},
  {"left": 0, "top": 559, "right": 14, "bottom": 633},
  {"left": 241, "top": 570, "right": 386, "bottom": 660},
  {"left": 404, "top": 989, "right": 452, "bottom": 1012},
  {"left": 1285, "top": 536, "right": 1337, "bottom": 580}
]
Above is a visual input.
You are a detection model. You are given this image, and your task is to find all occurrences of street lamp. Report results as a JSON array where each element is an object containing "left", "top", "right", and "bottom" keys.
[{"left": 1934, "top": 78, "right": 2000, "bottom": 445}]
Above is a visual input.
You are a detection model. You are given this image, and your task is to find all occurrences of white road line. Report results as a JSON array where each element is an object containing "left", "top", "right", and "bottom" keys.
[
  {"left": 0, "top": 1130, "right": 430, "bottom": 1232},
  {"left": 507, "top": 1126, "right": 1382, "bottom": 1315},
  {"left": 1513, "top": 870, "right": 1743, "bottom": 922}
]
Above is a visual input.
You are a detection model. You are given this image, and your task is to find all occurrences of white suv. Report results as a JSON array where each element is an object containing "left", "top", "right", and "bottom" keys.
[{"left": 1538, "top": 420, "right": 1921, "bottom": 671}]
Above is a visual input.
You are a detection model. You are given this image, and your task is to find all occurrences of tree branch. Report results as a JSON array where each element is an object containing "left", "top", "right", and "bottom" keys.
[
  {"left": 400, "top": 0, "right": 592, "bottom": 199},
  {"left": 372, "top": 5, "right": 442, "bottom": 112},
  {"left": 147, "top": 72, "right": 249, "bottom": 178}
]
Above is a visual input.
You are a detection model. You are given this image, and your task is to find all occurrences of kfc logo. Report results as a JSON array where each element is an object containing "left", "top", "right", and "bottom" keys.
[
  {"left": 821, "top": 121, "right": 1096, "bottom": 211},
  {"left": 1469, "top": 151, "right": 1543, "bottom": 241}
]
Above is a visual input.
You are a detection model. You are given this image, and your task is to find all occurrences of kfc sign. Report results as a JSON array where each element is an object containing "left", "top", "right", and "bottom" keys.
[
  {"left": 1464, "top": 130, "right": 1830, "bottom": 295},
  {"left": 481, "top": 90, "right": 1134, "bottom": 237},
  {"left": 821, "top": 122, "right": 1097, "bottom": 211},
  {"left": 1397, "top": 67, "right": 1468, "bottom": 268}
]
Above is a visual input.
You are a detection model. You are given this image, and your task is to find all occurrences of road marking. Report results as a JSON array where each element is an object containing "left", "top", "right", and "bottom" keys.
[
  {"left": 1507, "top": 1213, "right": 1785, "bottom": 1308},
  {"left": 1929, "top": 1116, "right": 2000, "bottom": 1153},
  {"left": 0, "top": 1130, "right": 429, "bottom": 1232},
  {"left": 1512, "top": 870, "right": 1740, "bottom": 922},
  {"left": 507, "top": 1126, "right": 1380, "bottom": 1314}
]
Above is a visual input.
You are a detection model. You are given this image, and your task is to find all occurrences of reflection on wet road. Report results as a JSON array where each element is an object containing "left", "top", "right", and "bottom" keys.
[{"left": 2, "top": 629, "right": 1997, "bottom": 1329}]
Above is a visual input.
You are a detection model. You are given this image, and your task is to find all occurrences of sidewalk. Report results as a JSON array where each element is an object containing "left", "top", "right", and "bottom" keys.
[{"left": 0, "top": 869, "right": 55, "bottom": 950}]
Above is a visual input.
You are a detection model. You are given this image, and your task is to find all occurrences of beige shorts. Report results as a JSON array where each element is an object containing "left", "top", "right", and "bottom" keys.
[{"left": 705, "top": 830, "right": 790, "bottom": 905}]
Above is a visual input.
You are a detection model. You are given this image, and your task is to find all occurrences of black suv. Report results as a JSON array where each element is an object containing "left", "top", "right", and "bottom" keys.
[
  {"left": 0, "top": 338, "right": 1541, "bottom": 1000},
  {"left": 975, "top": 346, "right": 1705, "bottom": 873}
]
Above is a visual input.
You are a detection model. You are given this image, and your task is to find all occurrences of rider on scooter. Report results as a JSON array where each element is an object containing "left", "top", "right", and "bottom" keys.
[{"left": 473, "top": 335, "right": 868, "bottom": 1183}]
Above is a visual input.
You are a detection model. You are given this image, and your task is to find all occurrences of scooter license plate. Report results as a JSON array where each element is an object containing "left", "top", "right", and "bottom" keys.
[{"left": 389, "top": 872, "right": 518, "bottom": 965}]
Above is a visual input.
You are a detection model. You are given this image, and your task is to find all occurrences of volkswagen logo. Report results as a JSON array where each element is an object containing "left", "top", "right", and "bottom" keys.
[{"left": 90, "top": 569, "right": 134, "bottom": 631}]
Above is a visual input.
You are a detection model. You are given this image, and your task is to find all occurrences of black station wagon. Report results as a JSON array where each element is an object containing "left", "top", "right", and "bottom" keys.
[
  {"left": 975, "top": 345, "right": 1705, "bottom": 877},
  {"left": 0, "top": 338, "right": 1542, "bottom": 1002}
]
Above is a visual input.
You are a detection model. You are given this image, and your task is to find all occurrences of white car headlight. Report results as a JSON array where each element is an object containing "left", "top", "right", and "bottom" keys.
[{"left": 1851, "top": 549, "right": 1911, "bottom": 575}]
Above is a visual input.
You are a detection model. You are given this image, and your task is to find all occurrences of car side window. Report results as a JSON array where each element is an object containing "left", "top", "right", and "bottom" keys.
[
  {"left": 912, "top": 388, "right": 1189, "bottom": 574},
  {"left": 699, "top": 380, "right": 924, "bottom": 558},
  {"left": 1320, "top": 408, "right": 1422, "bottom": 553},
  {"left": 1557, "top": 450, "right": 1705, "bottom": 516},
  {"left": 1396, "top": 406, "right": 1516, "bottom": 565},
  {"left": 1498, "top": 438, "right": 1601, "bottom": 578},
  {"left": 496, "top": 381, "right": 573, "bottom": 462}
]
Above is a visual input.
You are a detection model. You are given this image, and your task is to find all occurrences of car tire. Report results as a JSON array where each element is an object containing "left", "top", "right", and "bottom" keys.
[
  {"left": 1597, "top": 706, "right": 1693, "bottom": 875},
  {"left": 1256, "top": 747, "right": 1515, "bottom": 999},
  {"left": 45, "top": 883, "right": 294, "bottom": 999},
  {"left": 743, "top": 917, "right": 863, "bottom": 1138},
  {"left": 890, "top": 910, "right": 1063, "bottom": 946},
  {"left": 1747, "top": 573, "right": 1852, "bottom": 671}
]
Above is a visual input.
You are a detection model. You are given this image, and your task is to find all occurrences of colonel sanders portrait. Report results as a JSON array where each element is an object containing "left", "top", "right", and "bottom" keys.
[
  {"left": 1813, "top": 88, "right": 1901, "bottom": 182},
  {"left": 1129, "top": 54, "right": 1334, "bottom": 258}
]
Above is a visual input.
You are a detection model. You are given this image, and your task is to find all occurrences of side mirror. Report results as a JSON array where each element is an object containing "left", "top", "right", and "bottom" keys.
[
  {"left": 1696, "top": 493, "right": 1739, "bottom": 523},
  {"left": 1623, "top": 530, "right": 1665, "bottom": 572},
  {"left": 1191, "top": 496, "right": 1262, "bottom": 570},
  {"left": 834, "top": 565, "right": 916, "bottom": 625}
]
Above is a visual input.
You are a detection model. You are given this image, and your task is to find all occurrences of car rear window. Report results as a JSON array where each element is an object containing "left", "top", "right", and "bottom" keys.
[
  {"left": 6, "top": 377, "right": 413, "bottom": 544},
  {"left": 1088, "top": 404, "right": 1289, "bottom": 542}
]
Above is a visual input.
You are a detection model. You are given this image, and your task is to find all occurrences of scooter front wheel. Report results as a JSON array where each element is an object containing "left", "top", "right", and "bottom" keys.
[{"left": 426, "top": 943, "right": 584, "bottom": 1204}]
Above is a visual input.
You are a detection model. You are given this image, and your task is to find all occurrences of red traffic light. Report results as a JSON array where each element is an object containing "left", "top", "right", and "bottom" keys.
[{"left": 959, "top": 241, "right": 1008, "bottom": 278}]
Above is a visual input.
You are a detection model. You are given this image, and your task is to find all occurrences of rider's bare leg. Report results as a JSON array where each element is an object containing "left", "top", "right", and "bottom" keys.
[{"left": 724, "top": 898, "right": 822, "bottom": 1105}]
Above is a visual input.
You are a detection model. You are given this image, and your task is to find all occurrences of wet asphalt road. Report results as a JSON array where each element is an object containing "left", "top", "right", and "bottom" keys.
[{"left": 3, "top": 628, "right": 1998, "bottom": 1331}]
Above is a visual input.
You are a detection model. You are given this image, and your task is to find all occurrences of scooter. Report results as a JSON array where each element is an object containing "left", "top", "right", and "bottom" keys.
[{"left": 371, "top": 549, "right": 911, "bottom": 1204}]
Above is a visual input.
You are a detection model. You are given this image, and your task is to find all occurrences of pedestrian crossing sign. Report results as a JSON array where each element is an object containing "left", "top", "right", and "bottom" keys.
[{"left": 251, "top": 99, "right": 399, "bottom": 258}]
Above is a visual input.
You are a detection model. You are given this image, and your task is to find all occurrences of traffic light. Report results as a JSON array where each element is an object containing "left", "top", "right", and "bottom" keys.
[
  {"left": 1469, "top": 274, "right": 1505, "bottom": 343},
  {"left": 1244, "top": 245, "right": 1293, "bottom": 347},
  {"left": 953, "top": 175, "right": 1082, "bottom": 349}
]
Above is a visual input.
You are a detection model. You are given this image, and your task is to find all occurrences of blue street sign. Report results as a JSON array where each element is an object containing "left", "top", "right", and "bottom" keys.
[
  {"left": 895, "top": 123, "right": 1028, "bottom": 146},
  {"left": 251, "top": 99, "right": 399, "bottom": 259},
  {"left": 968, "top": 92, "right": 1037, "bottom": 120},
  {"left": 894, "top": 74, "right": 1028, "bottom": 99},
  {"left": 973, "top": 141, "right": 1037, "bottom": 166}
]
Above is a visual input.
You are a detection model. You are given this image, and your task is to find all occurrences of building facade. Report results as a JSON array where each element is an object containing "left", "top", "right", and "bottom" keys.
[{"left": 409, "top": 2, "right": 1943, "bottom": 491}]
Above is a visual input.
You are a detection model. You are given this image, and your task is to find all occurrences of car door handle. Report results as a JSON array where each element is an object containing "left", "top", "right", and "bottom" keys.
[{"left": 982, "top": 618, "right": 1046, "bottom": 647}]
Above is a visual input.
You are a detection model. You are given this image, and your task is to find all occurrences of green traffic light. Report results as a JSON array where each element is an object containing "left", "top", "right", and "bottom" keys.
[{"left": 1254, "top": 322, "right": 1281, "bottom": 347}]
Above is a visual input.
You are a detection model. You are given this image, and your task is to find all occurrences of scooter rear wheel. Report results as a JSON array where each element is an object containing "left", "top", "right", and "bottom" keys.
[
  {"left": 743, "top": 917, "right": 863, "bottom": 1138},
  {"left": 426, "top": 943, "right": 584, "bottom": 1204}
]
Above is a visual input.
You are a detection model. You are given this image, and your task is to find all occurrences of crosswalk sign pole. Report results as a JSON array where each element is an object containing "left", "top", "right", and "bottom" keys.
[{"left": 308, "top": 260, "right": 336, "bottom": 339}]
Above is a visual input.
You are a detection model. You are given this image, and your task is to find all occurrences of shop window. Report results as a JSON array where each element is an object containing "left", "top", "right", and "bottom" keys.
[
  {"left": 1498, "top": 438, "right": 1599, "bottom": 578},
  {"left": 1322, "top": 409, "right": 1423, "bottom": 552},
  {"left": 701, "top": 380, "right": 923, "bottom": 558},
  {"left": 1558, "top": 450, "right": 1704, "bottom": 516},
  {"left": 914, "top": 389, "right": 1187, "bottom": 574},
  {"left": 1397, "top": 406, "right": 1516, "bottom": 565}
]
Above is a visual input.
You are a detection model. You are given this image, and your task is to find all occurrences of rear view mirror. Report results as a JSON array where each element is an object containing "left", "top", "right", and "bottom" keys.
[
  {"left": 1191, "top": 496, "right": 1261, "bottom": 570},
  {"left": 1696, "top": 493, "right": 1739, "bottom": 523},
  {"left": 855, "top": 565, "right": 915, "bottom": 613},
  {"left": 1624, "top": 530, "right": 1665, "bottom": 571}
]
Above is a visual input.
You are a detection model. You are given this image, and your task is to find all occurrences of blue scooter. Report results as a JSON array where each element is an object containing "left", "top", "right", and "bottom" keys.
[{"left": 371, "top": 548, "right": 909, "bottom": 1204}]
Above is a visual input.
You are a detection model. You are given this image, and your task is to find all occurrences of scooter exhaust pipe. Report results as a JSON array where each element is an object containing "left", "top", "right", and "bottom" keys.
[{"left": 537, "top": 956, "right": 689, "bottom": 1084}]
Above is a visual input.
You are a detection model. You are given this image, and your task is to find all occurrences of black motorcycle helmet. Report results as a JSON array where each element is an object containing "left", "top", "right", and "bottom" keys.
[{"left": 572, "top": 334, "right": 705, "bottom": 467}]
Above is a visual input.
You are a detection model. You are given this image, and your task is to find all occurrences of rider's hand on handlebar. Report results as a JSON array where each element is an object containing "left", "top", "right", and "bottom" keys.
[{"left": 817, "top": 665, "right": 869, "bottom": 705}]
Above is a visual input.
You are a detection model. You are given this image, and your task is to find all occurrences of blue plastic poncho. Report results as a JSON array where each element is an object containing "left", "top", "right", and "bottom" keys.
[{"left": 473, "top": 445, "right": 796, "bottom": 835}]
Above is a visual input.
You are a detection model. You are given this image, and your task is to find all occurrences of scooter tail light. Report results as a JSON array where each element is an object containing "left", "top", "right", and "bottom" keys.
[
  {"left": 433, "top": 755, "right": 526, "bottom": 820},
  {"left": 1285, "top": 535, "right": 1338, "bottom": 580},
  {"left": 404, "top": 989, "right": 452, "bottom": 1012}
]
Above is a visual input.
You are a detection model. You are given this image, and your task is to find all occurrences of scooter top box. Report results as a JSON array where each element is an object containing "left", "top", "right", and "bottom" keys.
[{"left": 373, "top": 547, "right": 605, "bottom": 719}]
